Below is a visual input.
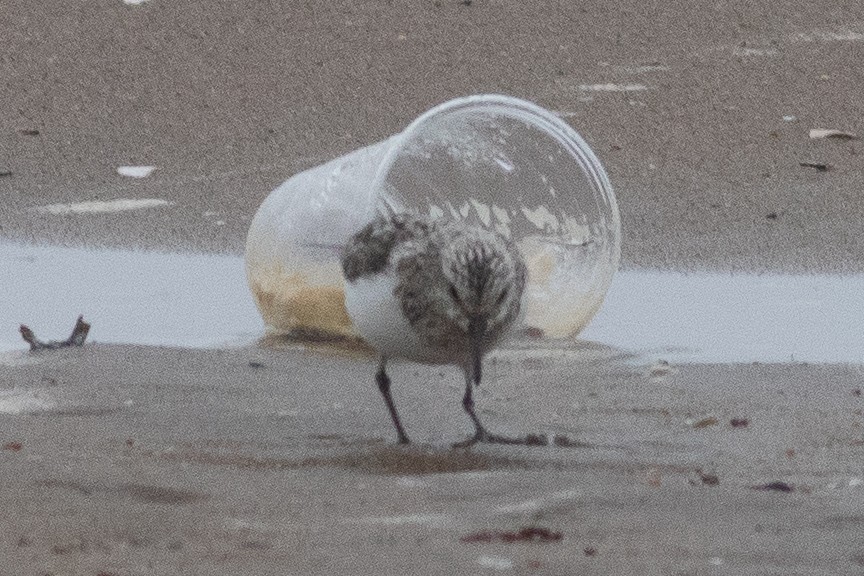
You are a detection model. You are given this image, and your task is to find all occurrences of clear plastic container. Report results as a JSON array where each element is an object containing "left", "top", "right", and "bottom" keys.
[{"left": 245, "top": 94, "right": 620, "bottom": 340}]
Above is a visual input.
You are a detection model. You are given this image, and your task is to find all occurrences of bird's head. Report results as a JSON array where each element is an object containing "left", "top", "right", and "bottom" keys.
[{"left": 438, "top": 224, "right": 527, "bottom": 382}]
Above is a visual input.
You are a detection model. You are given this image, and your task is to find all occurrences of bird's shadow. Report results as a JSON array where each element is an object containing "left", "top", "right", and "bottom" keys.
[{"left": 307, "top": 433, "right": 593, "bottom": 475}]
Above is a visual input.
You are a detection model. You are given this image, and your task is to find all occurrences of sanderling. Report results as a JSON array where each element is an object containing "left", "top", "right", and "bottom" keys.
[{"left": 341, "top": 212, "right": 529, "bottom": 446}]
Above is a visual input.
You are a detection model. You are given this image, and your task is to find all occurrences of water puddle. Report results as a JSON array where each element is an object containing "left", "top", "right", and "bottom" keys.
[
  {"left": 0, "top": 241, "right": 262, "bottom": 354},
  {"left": 582, "top": 270, "right": 864, "bottom": 363},
  {"left": 1, "top": 241, "right": 862, "bottom": 363}
]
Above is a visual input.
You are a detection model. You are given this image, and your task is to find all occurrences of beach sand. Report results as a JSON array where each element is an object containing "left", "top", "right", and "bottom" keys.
[{"left": 1, "top": 1, "right": 863, "bottom": 573}]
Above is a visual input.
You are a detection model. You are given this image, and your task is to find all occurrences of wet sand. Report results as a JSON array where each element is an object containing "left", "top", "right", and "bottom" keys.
[
  {"left": 2, "top": 1, "right": 864, "bottom": 574},
  {"left": 2, "top": 344, "right": 863, "bottom": 574}
]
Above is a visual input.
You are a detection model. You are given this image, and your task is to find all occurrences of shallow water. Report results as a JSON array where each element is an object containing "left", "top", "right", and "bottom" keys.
[
  {"left": 581, "top": 270, "right": 864, "bottom": 363},
  {"left": 1, "top": 241, "right": 861, "bottom": 363},
  {"left": 0, "top": 241, "right": 262, "bottom": 354}
]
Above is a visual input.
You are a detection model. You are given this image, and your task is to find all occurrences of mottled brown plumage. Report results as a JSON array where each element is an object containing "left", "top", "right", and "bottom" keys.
[{"left": 341, "top": 213, "right": 432, "bottom": 282}]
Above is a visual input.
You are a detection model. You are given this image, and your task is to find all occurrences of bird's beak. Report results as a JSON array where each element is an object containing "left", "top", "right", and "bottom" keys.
[{"left": 468, "top": 315, "right": 488, "bottom": 387}]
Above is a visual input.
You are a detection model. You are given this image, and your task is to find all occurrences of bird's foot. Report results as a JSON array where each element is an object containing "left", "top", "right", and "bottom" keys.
[
  {"left": 395, "top": 432, "right": 411, "bottom": 445},
  {"left": 451, "top": 433, "right": 482, "bottom": 448}
]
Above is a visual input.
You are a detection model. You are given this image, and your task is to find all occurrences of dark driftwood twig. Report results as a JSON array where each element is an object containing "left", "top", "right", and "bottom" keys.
[
  {"left": 799, "top": 161, "right": 830, "bottom": 172},
  {"left": 19, "top": 315, "right": 90, "bottom": 351}
]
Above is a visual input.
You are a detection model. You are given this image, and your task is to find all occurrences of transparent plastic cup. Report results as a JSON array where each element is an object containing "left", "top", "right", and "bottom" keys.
[{"left": 245, "top": 94, "right": 621, "bottom": 340}]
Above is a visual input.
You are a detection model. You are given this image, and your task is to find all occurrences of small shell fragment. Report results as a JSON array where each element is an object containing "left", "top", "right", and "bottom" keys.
[
  {"left": 117, "top": 165, "right": 157, "bottom": 178},
  {"left": 649, "top": 359, "right": 675, "bottom": 378},
  {"left": 808, "top": 128, "right": 859, "bottom": 140},
  {"left": 687, "top": 416, "right": 719, "bottom": 429}
]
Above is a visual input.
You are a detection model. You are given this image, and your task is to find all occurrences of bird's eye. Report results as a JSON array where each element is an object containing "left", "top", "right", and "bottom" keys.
[{"left": 448, "top": 284, "right": 461, "bottom": 303}]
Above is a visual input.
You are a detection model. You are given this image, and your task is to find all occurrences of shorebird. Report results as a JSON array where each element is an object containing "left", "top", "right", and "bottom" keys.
[{"left": 341, "top": 213, "right": 529, "bottom": 446}]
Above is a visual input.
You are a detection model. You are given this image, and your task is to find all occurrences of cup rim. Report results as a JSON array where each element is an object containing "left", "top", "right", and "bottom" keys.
[{"left": 372, "top": 93, "right": 621, "bottom": 269}]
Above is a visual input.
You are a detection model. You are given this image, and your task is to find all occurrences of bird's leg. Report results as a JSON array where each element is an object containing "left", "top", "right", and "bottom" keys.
[
  {"left": 453, "top": 364, "right": 543, "bottom": 448},
  {"left": 375, "top": 357, "right": 410, "bottom": 444},
  {"left": 452, "top": 372, "right": 487, "bottom": 447},
  {"left": 453, "top": 323, "right": 492, "bottom": 447}
]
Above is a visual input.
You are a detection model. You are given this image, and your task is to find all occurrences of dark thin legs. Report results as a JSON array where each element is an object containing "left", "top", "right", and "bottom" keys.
[
  {"left": 376, "top": 357, "right": 410, "bottom": 444},
  {"left": 373, "top": 357, "right": 539, "bottom": 447},
  {"left": 453, "top": 367, "right": 538, "bottom": 448},
  {"left": 454, "top": 376, "right": 488, "bottom": 445}
]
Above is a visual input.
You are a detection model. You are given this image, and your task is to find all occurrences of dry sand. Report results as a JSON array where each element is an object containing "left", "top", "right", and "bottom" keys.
[{"left": 2, "top": 1, "right": 864, "bottom": 574}]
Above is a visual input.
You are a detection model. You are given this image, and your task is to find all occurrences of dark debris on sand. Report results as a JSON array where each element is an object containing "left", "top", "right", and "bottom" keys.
[
  {"left": 460, "top": 526, "right": 563, "bottom": 544},
  {"left": 751, "top": 481, "right": 794, "bottom": 493}
]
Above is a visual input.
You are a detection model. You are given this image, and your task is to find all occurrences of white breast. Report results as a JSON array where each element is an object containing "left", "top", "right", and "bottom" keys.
[{"left": 344, "top": 272, "right": 450, "bottom": 365}]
